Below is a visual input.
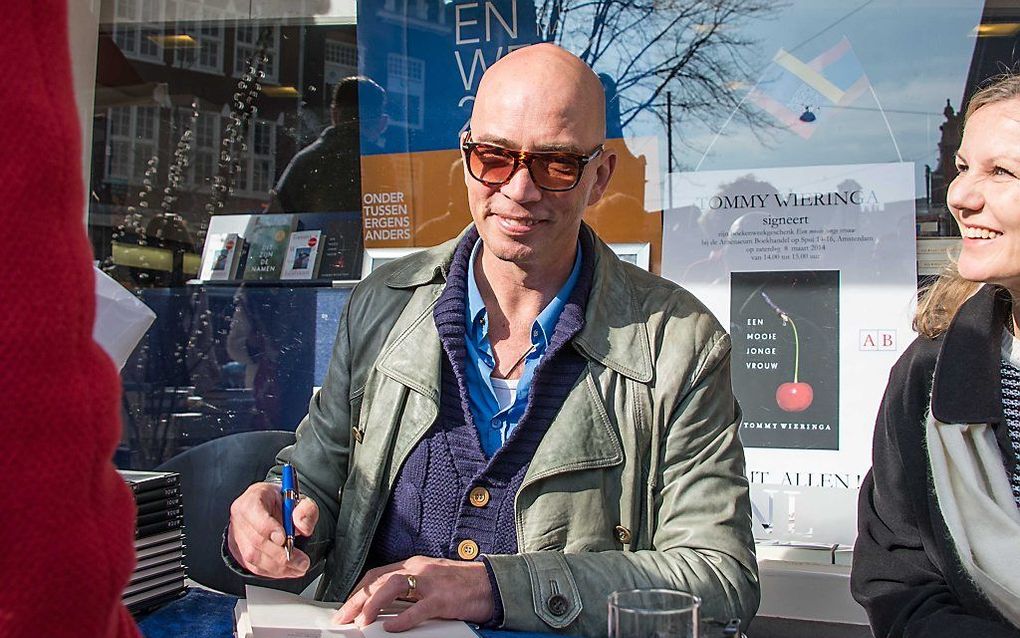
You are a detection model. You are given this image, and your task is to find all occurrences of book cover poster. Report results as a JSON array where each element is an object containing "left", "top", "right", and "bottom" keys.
[
  {"left": 661, "top": 162, "right": 917, "bottom": 541},
  {"left": 297, "top": 212, "right": 364, "bottom": 280},
  {"left": 730, "top": 270, "right": 840, "bottom": 449},
  {"left": 199, "top": 232, "right": 242, "bottom": 280},
  {"left": 213, "top": 233, "right": 242, "bottom": 280},
  {"left": 242, "top": 214, "right": 296, "bottom": 281},
  {"left": 281, "top": 230, "right": 323, "bottom": 280},
  {"left": 355, "top": 2, "right": 660, "bottom": 252}
]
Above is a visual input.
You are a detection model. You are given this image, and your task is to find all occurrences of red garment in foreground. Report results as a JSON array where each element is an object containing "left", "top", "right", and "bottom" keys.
[{"left": 0, "top": 2, "right": 140, "bottom": 637}]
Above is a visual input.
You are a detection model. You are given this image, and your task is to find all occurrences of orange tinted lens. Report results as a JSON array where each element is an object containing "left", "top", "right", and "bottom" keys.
[
  {"left": 532, "top": 155, "right": 581, "bottom": 189},
  {"left": 469, "top": 145, "right": 515, "bottom": 184}
]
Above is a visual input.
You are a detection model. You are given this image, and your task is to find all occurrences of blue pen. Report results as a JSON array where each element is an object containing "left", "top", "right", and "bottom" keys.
[{"left": 281, "top": 464, "right": 299, "bottom": 562}]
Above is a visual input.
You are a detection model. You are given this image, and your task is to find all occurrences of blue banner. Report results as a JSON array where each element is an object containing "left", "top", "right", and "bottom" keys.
[{"left": 357, "top": 0, "right": 541, "bottom": 155}]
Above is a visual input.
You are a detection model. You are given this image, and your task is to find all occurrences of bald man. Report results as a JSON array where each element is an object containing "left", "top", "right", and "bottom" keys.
[{"left": 226, "top": 44, "right": 758, "bottom": 636}]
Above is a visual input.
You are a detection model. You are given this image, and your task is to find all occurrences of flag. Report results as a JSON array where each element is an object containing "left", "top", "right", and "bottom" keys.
[{"left": 748, "top": 37, "right": 870, "bottom": 139}]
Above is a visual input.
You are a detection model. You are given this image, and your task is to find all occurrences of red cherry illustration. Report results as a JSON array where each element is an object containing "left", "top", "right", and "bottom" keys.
[
  {"left": 776, "top": 382, "right": 813, "bottom": 412},
  {"left": 762, "top": 291, "right": 815, "bottom": 413}
]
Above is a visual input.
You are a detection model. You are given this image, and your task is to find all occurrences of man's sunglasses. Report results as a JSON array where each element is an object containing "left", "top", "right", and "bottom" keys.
[{"left": 461, "top": 134, "right": 604, "bottom": 192}]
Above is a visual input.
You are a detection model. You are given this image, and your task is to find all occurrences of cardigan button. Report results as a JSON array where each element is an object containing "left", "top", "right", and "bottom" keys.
[
  {"left": 351, "top": 426, "right": 363, "bottom": 444},
  {"left": 614, "top": 525, "right": 632, "bottom": 544},
  {"left": 469, "top": 487, "right": 490, "bottom": 507},
  {"left": 546, "top": 593, "right": 569, "bottom": 617},
  {"left": 457, "top": 539, "right": 479, "bottom": 560}
]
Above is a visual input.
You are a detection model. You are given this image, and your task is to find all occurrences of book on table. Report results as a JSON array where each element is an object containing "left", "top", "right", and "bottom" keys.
[
  {"left": 136, "top": 495, "right": 182, "bottom": 515},
  {"left": 120, "top": 469, "right": 180, "bottom": 493},
  {"left": 280, "top": 229, "right": 324, "bottom": 280},
  {"left": 135, "top": 529, "right": 183, "bottom": 550},
  {"left": 237, "top": 585, "right": 481, "bottom": 638},
  {"left": 124, "top": 580, "right": 188, "bottom": 614},
  {"left": 135, "top": 546, "right": 184, "bottom": 571},
  {"left": 754, "top": 540, "right": 838, "bottom": 564},
  {"left": 137, "top": 505, "right": 183, "bottom": 526},
  {"left": 136, "top": 515, "right": 184, "bottom": 539},
  {"left": 296, "top": 212, "right": 363, "bottom": 280},
  {"left": 241, "top": 214, "right": 297, "bottom": 281},
  {"left": 199, "top": 232, "right": 244, "bottom": 280},
  {"left": 128, "top": 560, "right": 186, "bottom": 586},
  {"left": 134, "top": 484, "right": 181, "bottom": 505}
]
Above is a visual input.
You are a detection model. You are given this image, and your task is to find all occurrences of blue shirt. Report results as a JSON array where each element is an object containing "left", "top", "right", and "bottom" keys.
[{"left": 464, "top": 239, "right": 582, "bottom": 457}]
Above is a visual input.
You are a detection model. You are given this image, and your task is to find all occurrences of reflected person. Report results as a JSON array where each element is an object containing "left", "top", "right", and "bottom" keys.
[
  {"left": 270, "top": 76, "right": 388, "bottom": 213},
  {"left": 227, "top": 43, "right": 758, "bottom": 637}
]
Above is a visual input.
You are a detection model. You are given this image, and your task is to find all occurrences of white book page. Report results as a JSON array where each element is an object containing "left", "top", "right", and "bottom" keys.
[
  {"left": 362, "top": 619, "right": 478, "bottom": 638},
  {"left": 244, "top": 586, "right": 478, "bottom": 638}
]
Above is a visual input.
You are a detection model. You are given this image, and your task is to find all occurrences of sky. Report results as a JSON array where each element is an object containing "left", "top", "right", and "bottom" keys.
[{"left": 616, "top": 0, "right": 987, "bottom": 198}]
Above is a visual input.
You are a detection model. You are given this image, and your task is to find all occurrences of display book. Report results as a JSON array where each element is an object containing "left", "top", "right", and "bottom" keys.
[
  {"left": 753, "top": 540, "right": 854, "bottom": 566},
  {"left": 118, "top": 470, "right": 187, "bottom": 614},
  {"left": 280, "top": 230, "right": 325, "bottom": 280},
  {"left": 196, "top": 212, "right": 363, "bottom": 283},
  {"left": 236, "top": 585, "right": 480, "bottom": 638},
  {"left": 199, "top": 232, "right": 244, "bottom": 280}
]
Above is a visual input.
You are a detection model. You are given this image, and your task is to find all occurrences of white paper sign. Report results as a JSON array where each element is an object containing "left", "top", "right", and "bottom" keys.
[
  {"left": 662, "top": 162, "right": 917, "bottom": 542},
  {"left": 93, "top": 266, "right": 156, "bottom": 370}
]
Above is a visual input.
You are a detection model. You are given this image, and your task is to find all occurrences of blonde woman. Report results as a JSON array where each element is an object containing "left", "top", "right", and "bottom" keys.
[{"left": 852, "top": 74, "right": 1020, "bottom": 638}]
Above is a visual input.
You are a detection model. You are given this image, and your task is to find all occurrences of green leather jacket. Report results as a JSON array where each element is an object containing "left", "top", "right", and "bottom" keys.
[{"left": 275, "top": 225, "right": 759, "bottom": 636}]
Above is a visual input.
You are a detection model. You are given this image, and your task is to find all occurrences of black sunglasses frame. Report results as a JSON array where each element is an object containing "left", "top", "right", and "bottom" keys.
[{"left": 460, "top": 133, "right": 604, "bottom": 192}]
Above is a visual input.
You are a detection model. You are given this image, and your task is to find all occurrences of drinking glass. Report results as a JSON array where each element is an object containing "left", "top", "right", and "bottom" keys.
[{"left": 608, "top": 588, "right": 700, "bottom": 638}]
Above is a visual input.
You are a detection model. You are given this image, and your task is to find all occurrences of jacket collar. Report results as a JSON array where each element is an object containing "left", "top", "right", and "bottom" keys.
[
  {"left": 931, "top": 284, "right": 1012, "bottom": 424},
  {"left": 382, "top": 223, "right": 653, "bottom": 383}
]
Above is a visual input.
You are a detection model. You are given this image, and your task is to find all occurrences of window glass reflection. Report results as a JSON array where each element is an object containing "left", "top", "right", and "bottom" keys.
[{"left": 87, "top": 0, "right": 1020, "bottom": 469}]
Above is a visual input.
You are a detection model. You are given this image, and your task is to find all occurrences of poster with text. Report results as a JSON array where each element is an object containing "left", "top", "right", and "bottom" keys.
[
  {"left": 731, "top": 270, "right": 840, "bottom": 449},
  {"left": 356, "top": 1, "right": 541, "bottom": 248},
  {"left": 355, "top": 1, "right": 662, "bottom": 252},
  {"left": 662, "top": 162, "right": 917, "bottom": 540}
]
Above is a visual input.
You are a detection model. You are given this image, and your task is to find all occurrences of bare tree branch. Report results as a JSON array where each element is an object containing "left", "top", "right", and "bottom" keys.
[{"left": 537, "top": 0, "right": 784, "bottom": 141}]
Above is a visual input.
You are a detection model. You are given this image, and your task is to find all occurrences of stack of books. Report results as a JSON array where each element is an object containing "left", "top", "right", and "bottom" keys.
[{"left": 119, "top": 470, "right": 188, "bottom": 614}]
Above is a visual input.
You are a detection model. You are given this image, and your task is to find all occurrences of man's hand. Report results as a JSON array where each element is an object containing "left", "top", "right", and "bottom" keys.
[
  {"left": 334, "top": 556, "right": 494, "bottom": 632},
  {"left": 226, "top": 481, "right": 318, "bottom": 578}
]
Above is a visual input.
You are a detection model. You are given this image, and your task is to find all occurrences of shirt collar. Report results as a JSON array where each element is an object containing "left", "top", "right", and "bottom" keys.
[
  {"left": 465, "top": 238, "right": 584, "bottom": 350},
  {"left": 466, "top": 239, "right": 489, "bottom": 344},
  {"left": 533, "top": 244, "right": 583, "bottom": 347}
]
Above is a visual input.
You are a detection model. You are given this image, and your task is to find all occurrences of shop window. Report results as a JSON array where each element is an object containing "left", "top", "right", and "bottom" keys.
[
  {"left": 386, "top": 53, "right": 425, "bottom": 130},
  {"left": 85, "top": 1, "right": 1020, "bottom": 486},
  {"left": 112, "top": 0, "right": 165, "bottom": 63},
  {"left": 189, "top": 111, "right": 220, "bottom": 188},
  {"left": 228, "top": 119, "right": 276, "bottom": 196},
  {"left": 324, "top": 39, "right": 359, "bottom": 90},
  {"left": 414, "top": 0, "right": 428, "bottom": 21},
  {"left": 173, "top": 1, "right": 225, "bottom": 74},
  {"left": 106, "top": 106, "right": 160, "bottom": 183},
  {"left": 235, "top": 26, "right": 280, "bottom": 84}
]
